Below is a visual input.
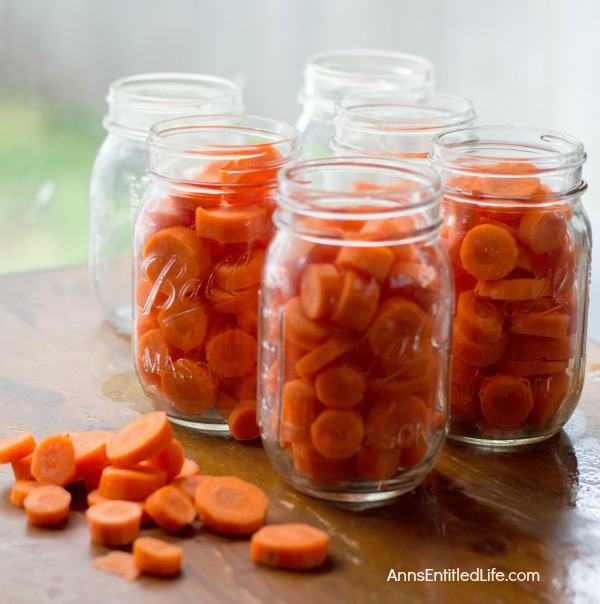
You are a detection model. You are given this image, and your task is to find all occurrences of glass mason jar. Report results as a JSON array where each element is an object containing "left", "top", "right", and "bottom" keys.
[
  {"left": 296, "top": 50, "right": 435, "bottom": 160},
  {"left": 133, "top": 115, "right": 300, "bottom": 431},
  {"left": 429, "top": 126, "right": 591, "bottom": 446},
  {"left": 90, "top": 73, "right": 243, "bottom": 334},
  {"left": 331, "top": 91, "right": 476, "bottom": 161},
  {"left": 257, "top": 157, "right": 453, "bottom": 504}
]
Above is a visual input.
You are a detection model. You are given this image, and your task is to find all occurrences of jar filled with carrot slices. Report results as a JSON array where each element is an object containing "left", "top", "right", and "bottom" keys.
[
  {"left": 429, "top": 126, "right": 591, "bottom": 446},
  {"left": 257, "top": 157, "right": 452, "bottom": 503},
  {"left": 133, "top": 115, "right": 300, "bottom": 431}
]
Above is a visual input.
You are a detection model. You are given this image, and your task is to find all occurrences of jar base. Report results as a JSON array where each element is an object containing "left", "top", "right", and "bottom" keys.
[
  {"left": 167, "top": 413, "right": 230, "bottom": 433},
  {"left": 448, "top": 421, "right": 561, "bottom": 448}
]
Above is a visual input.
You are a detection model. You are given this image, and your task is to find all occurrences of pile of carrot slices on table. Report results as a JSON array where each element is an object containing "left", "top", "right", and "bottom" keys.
[{"left": 0, "top": 412, "right": 331, "bottom": 580}]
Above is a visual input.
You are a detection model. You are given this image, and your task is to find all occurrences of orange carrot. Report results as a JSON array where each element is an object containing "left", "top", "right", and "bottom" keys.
[
  {"left": 450, "top": 358, "right": 484, "bottom": 422},
  {"left": 236, "top": 307, "right": 258, "bottom": 337},
  {"left": 507, "top": 334, "right": 576, "bottom": 362},
  {"left": 250, "top": 523, "right": 330, "bottom": 570},
  {"left": 0, "top": 432, "right": 36, "bottom": 464},
  {"left": 291, "top": 442, "right": 355, "bottom": 485},
  {"left": 299, "top": 263, "right": 342, "bottom": 320},
  {"left": 156, "top": 298, "right": 210, "bottom": 352},
  {"left": 146, "top": 438, "right": 185, "bottom": 483},
  {"left": 136, "top": 328, "right": 171, "bottom": 388},
  {"left": 281, "top": 379, "right": 321, "bottom": 446},
  {"left": 144, "top": 485, "right": 197, "bottom": 533},
  {"left": 310, "top": 409, "right": 365, "bottom": 460},
  {"left": 106, "top": 411, "right": 174, "bottom": 467},
  {"left": 194, "top": 475, "right": 268, "bottom": 535},
  {"left": 452, "top": 325, "right": 509, "bottom": 368},
  {"left": 336, "top": 245, "right": 395, "bottom": 282},
  {"left": 91, "top": 551, "right": 141, "bottom": 581},
  {"left": 11, "top": 452, "right": 34, "bottom": 481},
  {"left": 294, "top": 332, "right": 360, "bottom": 379},
  {"left": 227, "top": 400, "right": 260, "bottom": 441},
  {"left": 510, "top": 310, "right": 570, "bottom": 338},
  {"left": 206, "top": 283, "right": 258, "bottom": 314},
  {"left": 479, "top": 373, "right": 534, "bottom": 428},
  {"left": 454, "top": 289, "right": 506, "bottom": 344},
  {"left": 23, "top": 484, "right": 71, "bottom": 526},
  {"left": 355, "top": 446, "right": 401, "bottom": 482},
  {"left": 69, "top": 431, "right": 112, "bottom": 479},
  {"left": 205, "top": 324, "right": 258, "bottom": 378},
  {"left": 214, "top": 389, "right": 240, "bottom": 420},
  {"left": 284, "top": 296, "right": 335, "bottom": 348},
  {"left": 160, "top": 359, "right": 217, "bottom": 417},
  {"left": 385, "top": 261, "right": 440, "bottom": 309},
  {"left": 314, "top": 363, "right": 366, "bottom": 408},
  {"left": 30, "top": 433, "right": 77, "bottom": 487},
  {"left": 213, "top": 248, "right": 265, "bottom": 293},
  {"left": 227, "top": 370, "right": 258, "bottom": 402},
  {"left": 519, "top": 209, "right": 568, "bottom": 254},
  {"left": 331, "top": 269, "right": 380, "bottom": 332},
  {"left": 496, "top": 358, "right": 569, "bottom": 376},
  {"left": 170, "top": 473, "right": 211, "bottom": 501},
  {"left": 133, "top": 536, "right": 183, "bottom": 578},
  {"left": 196, "top": 204, "right": 268, "bottom": 244},
  {"left": 399, "top": 440, "right": 429, "bottom": 468},
  {"left": 459, "top": 223, "right": 519, "bottom": 280},
  {"left": 528, "top": 371, "right": 571, "bottom": 429},
  {"left": 98, "top": 465, "right": 167, "bottom": 501},
  {"left": 475, "top": 277, "right": 550, "bottom": 301},
  {"left": 176, "top": 457, "right": 200, "bottom": 477},
  {"left": 10, "top": 479, "right": 43, "bottom": 507},
  {"left": 86, "top": 499, "right": 143, "bottom": 546}
]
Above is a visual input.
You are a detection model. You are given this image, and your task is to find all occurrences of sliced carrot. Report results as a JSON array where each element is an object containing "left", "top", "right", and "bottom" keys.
[
  {"left": 10, "top": 479, "right": 43, "bottom": 507},
  {"left": 82, "top": 469, "right": 104, "bottom": 493},
  {"left": 205, "top": 324, "right": 258, "bottom": 378},
  {"left": 227, "top": 400, "right": 260, "bottom": 441},
  {"left": 196, "top": 204, "right": 268, "bottom": 244},
  {"left": 236, "top": 307, "right": 258, "bottom": 337},
  {"left": 507, "top": 334, "right": 576, "bottom": 362},
  {"left": 207, "top": 284, "right": 258, "bottom": 314},
  {"left": 496, "top": 358, "right": 570, "bottom": 376},
  {"left": 459, "top": 223, "right": 519, "bottom": 281},
  {"left": 135, "top": 278, "right": 169, "bottom": 314},
  {"left": 214, "top": 389, "right": 240, "bottom": 420},
  {"left": 519, "top": 209, "right": 568, "bottom": 254},
  {"left": 69, "top": 431, "right": 112, "bottom": 479},
  {"left": 144, "top": 485, "right": 197, "bottom": 533},
  {"left": 194, "top": 475, "right": 269, "bottom": 535},
  {"left": 314, "top": 363, "right": 366, "bottom": 409},
  {"left": 310, "top": 409, "right": 365, "bottom": 460},
  {"left": 510, "top": 310, "right": 570, "bottom": 338},
  {"left": 250, "top": 523, "right": 330, "bottom": 570},
  {"left": 335, "top": 245, "right": 395, "bottom": 282},
  {"left": 11, "top": 452, "right": 34, "bottom": 481},
  {"left": 452, "top": 325, "right": 509, "bottom": 368},
  {"left": 227, "top": 370, "right": 258, "bottom": 402},
  {"left": 30, "top": 433, "right": 77, "bottom": 487},
  {"left": 294, "top": 332, "right": 360, "bottom": 379},
  {"left": 528, "top": 371, "right": 571, "bottom": 429},
  {"left": 106, "top": 411, "right": 174, "bottom": 467},
  {"left": 281, "top": 379, "right": 321, "bottom": 446},
  {"left": 291, "top": 442, "right": 355, "bottom": 485},
  {"left": 299, "top": 263, "right": 342, "bottom": 320},
  {"left": 133, "top": 536, "right": 183, "bottom": 578},
  {"left": 136, "top": 328, "right": 172, "bottom": 388},
  {"left": 355, "top": 446, "right": 401, "bottom": 482},
  {"left": 399, "top": 440, "right": 429, "bottom": 468},
  {"left": 23, "top": 484, "right": 71, "bottom": 527},
  {"left": 475, "top": 277, "right": 550, "bottom": 301},
  {"left": 213, "top": 248, "right": 265, "bottom": 293},
  {"left": 87, "top": 489, "right": 111, "bottom": 507},
  {"left": 454, "top": 289, "right": 506, "bottom": 344},
  {"left": 385, "top": 261, "right": 440, "bottom": 309},
  {"left": 331, "top": 269, "right": 380, "bottom": 332},
  {"left": 450, "top": 358, "right": 484, "bottom": 422},
  {"left": 479, "top": 373, "right": 534, "bottom": 428},
  {"left": 176, "top": 457, "right": 200, "bottom": 477},
  {"left": 170, "top": 473, "right": 211, "bottom": 501},
  {"left": 157, "top": 298, "right": 210, "bottom": 352},
  {"left": 98, "top": 465, "right": 167, "bottom": 501},
  {"left": 146, "top": 438, "right": 185, "bottom": 483},
  {"left": 284, "top": 296, "right": 335, "bottom": 348},
  {"left": 0, "top": 432, "right": 36, "bottom": 464},
  {"left": 91, "top": 551, "right": 141, "bottom": 582},
  {"left": 86, "top": 499, "right": 143, "bottom": 546}
]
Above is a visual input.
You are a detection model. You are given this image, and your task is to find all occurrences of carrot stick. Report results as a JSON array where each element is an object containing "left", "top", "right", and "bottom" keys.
[
  {"left": 196, "top": 204, "right": 268, "bottom": 244},
  {"left": 98, "top": 465, "right": 167, "bottom": 501},
  {"left": 454, "top": 289, "right": 506, "bottom": 344},
  {"left": 23, "top": 484, "right": 71, "bottom": 526},
  {"left": 478, "top": 373, "right": 534, "bottom": 428},
  {"left": 510, "top": 310, "right": 570, "bottom": 338},
  {"left": 284, "top": 296, "right": 335, "bottom": 349},
  {"left": 86, "top": 499, "right": 143, "bottom": 546},
  {"left": 475, "top": 277, "right": 550, "bottom": 301},
  {"left": 227, "top": 400, "right": 260, "bottom": 441},
  {"left": 30, "top": 433, "right": 77, "bottom": 487},
  {"left": 156, "top": 298, "right": 210, "bottom": 352},
  {"left": 146, "top": 438, "right": 185, "bottom": 483},
  {"left": 519, "top": 209, "right": 568, "bottom": 254},
  {"left": 11, "top": 452, "right": 34, "bottom": 480},
  {"left": 133, "top": 536, "right": 183, "bottom": 578},
  {"left": 91, "top": 551, "right": 141, "bottom": 582},
  {"left": 10, "top": 479, "right": 43, "bottom": 507},
  {"left": 193, "top": 475, "right": 269, "bottom": 535},
  {"left": 314, "top": 363, "right": 366, "bottom": 408},
  {"left": 299, "top": 263, "right": 342, "bottom": 320},
  {"left": 355, "top": 446, "right": 401, "bottom": 482},
  {"left": 205, "top": 324, "right": 258, "bottom": 378},
  {"left": 335, "top": 245, "right": 395, "bottom": 282},
  {"left": 106, "top": 411, "right": 174, "bottom": 467},
  {"left": 310, "top": 409, "right": 365, "bottom": 460},
  {"left": 294, "top": 332, "right": 360, "bottom": 379},
  {"left": 69, "top": 431, "right": 112, "bottom": 480},
  {"left": 0, "top": 432, "right": 36, "bottom": 464},
  {"left": 250, "top": 523, "right": 330, "bottom": 570},
  {"left": 144, "top": 484, "right": 197, "bottom": 533},
  {"left": 331, "top": 269, "right": 380, "bottom": 332}
]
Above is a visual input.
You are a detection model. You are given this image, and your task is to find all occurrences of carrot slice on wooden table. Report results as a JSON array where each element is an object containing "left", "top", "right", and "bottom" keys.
[
  {"left": 314, "top": 363, "right": 366, "bottom": 408},
  {"left": 10, "top": 479, "right": 43, "bottom": 507},
  {"left": 146, "top": 438, "right": 185, "bottom": 483},
  {"left": 170, "top": 474, "right": 212, "bottom": 501},
  {"left": 69, "top": 431, "right": 112, "bottom": 480},
  {"left": 335, "top": 245, "right": 395, "bottom": 282},
  {"left": 133, "top": 536, "right": 183, "bottom": 578},
  {"left": 11, "top": 453, "right": 34, "bottom": 480},
  {"left": 284, "top": 296, "right": 335, "bottom": 348},
  {"left": 299, "top": 263, "right": 342, "bottom": 320},
  {"left": 196, "top": 204, "right": 268, "bottom": 244},
  {"left": 86, "top": 499, "right": 143, "bottom": 546},
  {"left": 227, "top": 400, "right": 261, "bottom": 441},
  {"left": 106, "top": 411, "right": 174, "bottom": 467},
  {"left": 355, "top": 445, "right": 401, "bottom": 482},
  {"left": 250, "top": 523, "right": 330, "bottom": 570},
  {"left": 98, "top": 465, "right": 167, "bottom": 501},
  {"left": 331, "top": 269, "right": 380, "bottom": 332},
  {"left": 194, "top": 475, "right": 268, "bottom": 535},
  {"left": 176, "top": 457, "right": 200, "bottom": 478},
  {"left": 205, "top": 324, "right": 258, "bottom": 378},
  {"left": 0, "top": 432, "right": 36, "bottom": 464},
  {"left": 91, "top": 551, "right": 141, "bottom": 582},
  {"left": 157, "top": 298, "right": 210, "bottom": 352},
  {"left": 23, "top": 484, "right": 71, "bottom": 527},
  {"left": 519, "top": 209, "right": 568, "bottom": 254},
  {"left": 528, "top": 371, "right": 571, "bottom": 429},
  {"left": 454, "top": 289, "right": 506, "bottom": 344},
  {"left": 479, "top": 373, "right": 535, "bottom": 428},
  {"left": 144, "top": 485, "right": 197, "bottom": 533},
  {"left": 310, "top": 409, "right": 365, "bottom": 460},
  {"left": 30, "top": 433, "right": 77, "bottom": 487}
]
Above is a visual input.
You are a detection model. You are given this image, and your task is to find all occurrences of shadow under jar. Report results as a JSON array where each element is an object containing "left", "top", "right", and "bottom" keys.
[
  {"left": 133, "top": 114, "right": 300, "bottom": 431},
  {"left": 429, "top": 126, "right": 591, "bottom": 447},
  {"left": 257, "top": 157, "right": 453, "bottom": 504}
]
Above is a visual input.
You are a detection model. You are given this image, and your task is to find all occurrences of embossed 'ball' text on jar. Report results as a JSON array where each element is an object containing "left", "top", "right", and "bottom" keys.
[
  {"left": 429, "top": 126, "right": 591, "bottom": 446},
  {"left": 257, "top": 157, "right": 453, "bottom": 504},
  {"left": 133, "top": 115, "right": 300, "bottom": 431}
]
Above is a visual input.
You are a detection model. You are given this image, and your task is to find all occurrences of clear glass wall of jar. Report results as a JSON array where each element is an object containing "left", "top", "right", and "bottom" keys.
[
  {"left": 331, "top": 91, "right": 476, "bottom": 161},
  {"left": 133, "top": 115, "right": 300, "bottom": 431},
  {"left": 257, "top": 157, "right": 452, "bottom": 504},
  {"left": 296, "top": 50, "right": 435, "bottom": 160},
  {"left": 429, "top": 126, "right": 591, "bottom": 446},
  {"left": 90, "top": 73, "right": 243, "bottom": 334}
]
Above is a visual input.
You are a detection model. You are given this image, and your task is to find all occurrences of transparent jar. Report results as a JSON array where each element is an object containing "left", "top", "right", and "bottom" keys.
[
  {"left": 331, "top": 91, "right": 476, "bottom": 161},
  {"left": 133, "top": 115, "right": 300, "bottom": 431},
  {"left": 429, "top": 126, "right": 591, "bottom": 446},
  {"left": 296, "top": 50, "right": 435, "bottom": 160},
  {"left": 90, "top": 73, "right": 243, "bottom": 333},
  {"left": 257, "top": 157, "right": 452, "bottom": 504}
]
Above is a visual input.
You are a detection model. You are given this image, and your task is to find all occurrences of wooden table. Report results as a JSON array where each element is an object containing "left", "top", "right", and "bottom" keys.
[{"left": 1, "top": 265, "right": 599, "bottom": 604}]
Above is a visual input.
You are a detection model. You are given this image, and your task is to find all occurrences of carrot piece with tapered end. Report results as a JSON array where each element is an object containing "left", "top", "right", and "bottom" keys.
[
  {"left": 160, "top": 359, "right": 217, "bottom": 417},
  {"left": 299, "top": 263, "right": 342, "bottom": 320},
  {"left": 205, "top": 324, "right": 258, "bottom": 378},
  {"left": 454, "top": 289, "right": 506, "bottom": 344},
  {"left": 284, "top": 296, "right": 335, "bottom": 348},
  {"left": 146, "top": 438, "right": 185, "bottom": 483},
  {"left": 452, "top": 325, "right": 509, "bottom": 368},
  {"left": 459, "top": 223, "right": 519, "bottom": 281},
  {"left": 528, "top": 371, "right": 571, "bottom": 429},
  {"left": 475, "top": 278, "right": 550, "bottom": 301},
  {"left": 133, "top": 536, "right": 183, "bottom": 578},
  {"left": 0, "top": 433, "right": 36, "bottom": 464},
  {"left": 332, "top": 269, "right": 380, "bottom": 332},
  {"left": 310, "top": 409, "right": 365, "bottom": 460},
  {"left": 335, "top": 245, "right": 394, "bottom": 282},
  {"left": 196, "top": 204, "right": 268, "bottom": 244},
  {"left": 294, "top": 332, "right": 360, "bottom": 379},
  {"left": 91, "top": 551, "right": 141, "bottom": 581},
  {"left": 98, "top": 465, "right": 167, "bottom": 501},
  {"left": 519, "top": 210, "right": 568, "bottom": 254},
  {"left": 251, "top": 523, "right": 330, "bottom": 570},
  {"left": 479, "top": 373, "right": 534, "bottom": 428},
  {"left": 227, "top": 401, "right": 260, "bottom": 441},
  {"left": 24, "top": 484, "right": 71, "bottom": 526},
  {"left": 106, "top": 411, "right": 174, "bottom": 467},
  {"left": 510, "top": 310, "right": 570, "bottom": 338},
  {"left": 30, "top": 433, "right": 77, "bottom": 487},
  {"left": 86, "top": 499, "right": 143, "bottom": 546},
  {"left": 69, "top": 431, "right": 112, "bottom": 480},
  {"left": 314, "top": 364, "right": 366, "bottom": 409},
  {"left": 10, "top": 479, "right": 43, "bottom": 507},
  {"left": 157, "top": 298, "right": 210, "bottom": 352},
  {"left": 355, "top": 446, "right": 401, "bottom": 482},
  {"left": 194, "top": 475, "right": 269, "bottom": 536},
  {"left": 144, "top": 485, "right": 197, "bottom": 533}
]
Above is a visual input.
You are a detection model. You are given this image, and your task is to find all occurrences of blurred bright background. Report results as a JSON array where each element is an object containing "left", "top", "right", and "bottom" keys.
[{"left": 1, "top": 0, "right": 599, "bottom": 338}]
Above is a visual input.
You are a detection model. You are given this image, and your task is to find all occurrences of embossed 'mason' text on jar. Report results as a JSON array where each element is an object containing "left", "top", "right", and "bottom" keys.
[
  {"left": 133, "top": 115, "right": 300, "bottom": 431},
  {"left": 430, "top": 126, "right": 591, "bottom": 446}
]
